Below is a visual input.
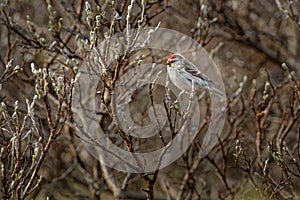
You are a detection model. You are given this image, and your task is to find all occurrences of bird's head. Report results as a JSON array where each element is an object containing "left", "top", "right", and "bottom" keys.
[{"left": 166, "top": 54, "right": 184, "bottom": 66}]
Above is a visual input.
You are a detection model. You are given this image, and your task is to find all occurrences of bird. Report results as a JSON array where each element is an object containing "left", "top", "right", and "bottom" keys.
[{"left": 166, "top": 54, "right": 225, "bottom": 98}]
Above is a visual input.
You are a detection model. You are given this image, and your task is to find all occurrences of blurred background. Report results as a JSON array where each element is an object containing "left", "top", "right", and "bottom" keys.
[{"left": 1, "top": 0, "right": 300, "bottom": 199}]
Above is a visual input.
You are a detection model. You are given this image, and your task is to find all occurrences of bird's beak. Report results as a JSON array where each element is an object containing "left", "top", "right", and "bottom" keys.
[{"left": 166, "top": 58, "right": 171, "bottom": 65}]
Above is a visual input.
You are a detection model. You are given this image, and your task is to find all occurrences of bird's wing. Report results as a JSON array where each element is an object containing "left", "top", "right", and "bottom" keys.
[{"left": 184, "top": 62, "right": 214, "bottom": 85}]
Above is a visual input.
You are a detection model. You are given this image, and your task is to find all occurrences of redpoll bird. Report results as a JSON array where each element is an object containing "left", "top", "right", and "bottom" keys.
[{"left": 166, "top": 54, "right": 225, "bottom": 97}]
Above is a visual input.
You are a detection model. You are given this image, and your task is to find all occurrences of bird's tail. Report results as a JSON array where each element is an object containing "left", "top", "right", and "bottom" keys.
[{"left": 208, "top": 86, "right": 226, "bottom": 98}]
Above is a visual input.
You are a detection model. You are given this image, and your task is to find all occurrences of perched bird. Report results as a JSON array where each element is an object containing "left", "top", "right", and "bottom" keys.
[{"left": 166, "top": 54, "right": 225, "bottom": 97}]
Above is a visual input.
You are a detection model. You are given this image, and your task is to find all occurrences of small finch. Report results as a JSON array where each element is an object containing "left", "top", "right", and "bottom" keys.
[{"left": 166, "top": 54, "right": 225, "bottom": 97}]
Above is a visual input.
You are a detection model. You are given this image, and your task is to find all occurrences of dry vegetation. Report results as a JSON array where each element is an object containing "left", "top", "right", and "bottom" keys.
[{"left": 1, "top": 0, "right": 300, "bottom": 199}]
